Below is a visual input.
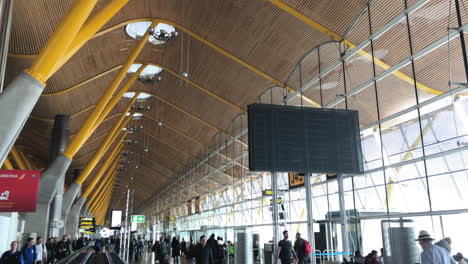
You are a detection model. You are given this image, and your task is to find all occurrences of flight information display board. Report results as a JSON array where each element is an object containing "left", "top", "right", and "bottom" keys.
[{"left": 248, "top": 104, "right": 363, "bottom": 174}]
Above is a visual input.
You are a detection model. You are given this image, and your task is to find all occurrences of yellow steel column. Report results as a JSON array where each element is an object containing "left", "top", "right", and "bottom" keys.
[
  {"left": 49, "top": 0, "right": 130, "bottom": 77},
  {"left": 82, "top": 142, "right": 124, "bottom": 198},
  {"left": 95, "top": 197, "right": 112, "bottom": 225},
  {"left": 63, "top": 22, "right": 156, "bottom": 159},
  {"left": 90, "top": 181, "right": 113, "bottom": 213},
  {"left": 90, "top": 74, "right": 144, "bottom": 131},
  {"left": 75, "top": 111, "right": 132, "bottom": 185},
  {"left": 86, "top": 166, "right": 118, "bottom": 207},
  {"left": 1, "top": 158, "right": 13, "bottom": 170},
  {"left": 17, "top": 148, "right": 33, "bottom": 170},
  {"left": 91, "top": 187, "right": 111, "bottom": 214},
  {"left": 96, "top": 193, "right": 113, "bottom": 224},
  {"left": 10, "top": 147, "right": 27, "bottom": 170},
  {"left": 25, "top": 0, "right": 98, "bottom": 83}
]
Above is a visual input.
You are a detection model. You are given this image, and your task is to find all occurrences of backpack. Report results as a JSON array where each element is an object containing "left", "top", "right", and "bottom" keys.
[{"left": 304, "top": 240, "right": 312, "bottom": 255}]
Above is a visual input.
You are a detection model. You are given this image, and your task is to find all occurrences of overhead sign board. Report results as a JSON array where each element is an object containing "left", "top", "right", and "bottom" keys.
[
  {"left": 79, "top": 218, "right": 95, "bottom": 229},
  {"left": 0, "top": 170, "right": 41, "bottom": 212},
  {"left": 131, "top": 215, "right": 145, "bottom": 223},
  {"left": 288, "top": 172, "right": 305, "bottom": 189}
]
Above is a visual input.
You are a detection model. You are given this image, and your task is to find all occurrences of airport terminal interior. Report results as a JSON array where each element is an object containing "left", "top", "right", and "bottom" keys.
[{"left": 0, "top": 0, "right": 468, "bottom": 263}]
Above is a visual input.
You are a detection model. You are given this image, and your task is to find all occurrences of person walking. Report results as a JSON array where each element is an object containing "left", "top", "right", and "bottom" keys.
[
  {"left": 45, "top": 238, "right": 56, "bottom": 264},
  {"left": 293, "top": 233, "right": 308, "bottom": 264},
  {"left": 0, "top": 241, "right": 21, "bottom": 264},
  {"left": 35, "top": 237, "right": 47, "bottom": 264},
  {"left": 364, "top": 250, "right": 380, "bottom": 264},
  {"left": 275, "top": 231, "right": 298, "bottom": 264},
  {"left": 20, "top": 238, "right": 37, "bottom": 264},
  {"left": 453, "top": 253, "right": 468, "bottom": 264},
  {"left": 55, "top": 235, "right": 71, "bottom": 261},
  {"left": 436, "top": 237, "right": 453, "bottom": 253},
  {"left": 194, "top": 236, "right": 214, "bottom": 264},
  {"left": 214, "top": 237, "right": 225, "bottom": 264},
  {"left": 171, "top": 237, "right": 181, "bottom": 264},
  {"left": 416, "top": 230, "right": 456, "bottom": 264},
  {"left": 180, "top": 238, "right": 187, "bottom": 257}
]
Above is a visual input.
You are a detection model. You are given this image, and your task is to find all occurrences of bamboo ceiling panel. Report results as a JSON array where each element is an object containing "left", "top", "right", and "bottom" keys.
[{"left": 281, "top": 0, "right": 369, "bottom": 36}]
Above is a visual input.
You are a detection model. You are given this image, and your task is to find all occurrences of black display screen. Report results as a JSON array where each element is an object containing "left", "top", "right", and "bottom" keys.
[{"left": 248, "top": 104, "right": 363, "bottom": 174}]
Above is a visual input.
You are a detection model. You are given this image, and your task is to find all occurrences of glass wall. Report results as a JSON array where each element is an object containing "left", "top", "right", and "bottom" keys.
[{"left": 143, "top": 0, "right": 468, "bottom": 258}]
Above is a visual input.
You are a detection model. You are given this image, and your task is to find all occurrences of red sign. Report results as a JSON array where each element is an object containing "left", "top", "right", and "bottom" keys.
[{"left": 0, "top": 170, "right": 41, "bottom": 212}]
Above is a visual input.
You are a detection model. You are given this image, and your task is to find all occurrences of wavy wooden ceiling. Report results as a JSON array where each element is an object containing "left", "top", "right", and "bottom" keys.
[{"left": 5, "top": 0, "right": 466, "bottom": 212}]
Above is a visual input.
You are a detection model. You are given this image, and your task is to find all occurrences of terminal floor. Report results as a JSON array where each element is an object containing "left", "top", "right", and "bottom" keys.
[{"left": 134, "top": 252, "right": 234, "bottom": 264}]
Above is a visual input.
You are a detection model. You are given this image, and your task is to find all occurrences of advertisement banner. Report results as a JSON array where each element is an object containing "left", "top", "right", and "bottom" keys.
[
  {"left": 0, "top": 170, "right": 41, "bottom": 212},
  {"left": 111, "top": 210, "right": 122, "bottom": 229}
]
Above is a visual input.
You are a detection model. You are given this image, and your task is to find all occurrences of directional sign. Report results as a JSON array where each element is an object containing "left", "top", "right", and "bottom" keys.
[{"left": 131, "top": 215, "right": 145, "bottom": 223}]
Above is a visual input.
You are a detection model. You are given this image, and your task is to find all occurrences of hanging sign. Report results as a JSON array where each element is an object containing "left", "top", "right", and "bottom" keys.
[
  {"left": 131, "top": 215, "right": 145, "bottom": 223},
  {"left": 288, "top": 172, "right": 305, "bottom": 189},
  {"left": 79, "top": 218, "right": 95, "bottom": 229},
  {"left": 0, "top": 170, "right": 41, "bottom": 212},
  {"left": 262, "top": 189, "right": 273, "bottom": 196}
]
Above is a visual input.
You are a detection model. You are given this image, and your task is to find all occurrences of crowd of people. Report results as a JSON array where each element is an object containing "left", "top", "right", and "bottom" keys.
[
  {"left": 347, "top": 230, "right": 468, "bottom": 264},
  {"left": 0, "top": 235, "right": 89, "bottom": 264},
  {"left": 147, "top": 233, "right": 227, "bottom": 264}
]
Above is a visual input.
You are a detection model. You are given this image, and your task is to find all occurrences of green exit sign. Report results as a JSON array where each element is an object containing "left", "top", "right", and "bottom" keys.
[{"left": 131, "top": 215, "right": 145, "bottom": 223}]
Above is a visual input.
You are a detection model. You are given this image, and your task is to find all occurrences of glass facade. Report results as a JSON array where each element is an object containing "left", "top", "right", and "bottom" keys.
[{"left": 143, "top": 0, "right": 468, "bottom": 259}]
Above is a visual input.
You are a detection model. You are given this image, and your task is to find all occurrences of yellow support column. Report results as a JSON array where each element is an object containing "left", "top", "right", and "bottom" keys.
[
  {"left": 96, "top": 194, "right": 112, "bottom": 225},
  {"left": 92, "top": 188, "right": 111, "bottom": 215},
  {"left": 1, "top": 158, "right": 13, "bottom": 170},
  {"left": 49, "top": 0, "right": 130, "bottom": 77},
  {"left": 90, "top": 182, "right": 113, "bottom": 213},
  {"left": 63, "top": 22, "right": 156, "bottom": 159},
  {"left": 82, "top": 142, "right": 124, "bottom": 198},
  {"left": 10, "top": 147, "right": 27, "bottom": 170},
  {"left": 75, "top": 110, "right": 132, "bottom": 185},
  {"left": 17, "top": 148, "right": 33, "bottom": 170},
  {"left": 25, "top": 0, "right": 98, "bottom": 83},
  {"left": 87, "top": 167, "right": 118, "bottom": 207}
]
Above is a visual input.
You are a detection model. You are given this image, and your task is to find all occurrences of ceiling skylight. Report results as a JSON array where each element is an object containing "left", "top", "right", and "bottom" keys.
[{"left": 125, "top": 21, "right": 177, "bottom": 45}]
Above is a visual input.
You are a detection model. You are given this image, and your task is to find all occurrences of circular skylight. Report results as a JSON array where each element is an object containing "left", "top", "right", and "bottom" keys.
[
  {"left": 122, "top": 92, "right": 152, "bottom": 99},
  {"left": 128, "top": 64, "right": 162, "bottom": 77},
  {"left": 125, "top": 21, "right": 177, "bottom": 45}
]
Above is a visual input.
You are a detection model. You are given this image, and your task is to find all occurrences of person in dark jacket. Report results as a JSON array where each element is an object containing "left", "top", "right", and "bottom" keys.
[
  {"left": 171, "top": 237, "right": 181, "bottom": 264},
  {"left": 206, "top": 234, "right": 217, "bottom": 251},
  {"left": 180, "top": 238, "right": 187, "bottom": 257},
  {"left": 214, "top": 237, "right": 225, "bottom": 264},
  {"left": 293, "top": 233, "right": 307, "bottom": 264},
  {"left": 45, "top": 238, "right": 56, "bottom": 264},
  {"left": 0, "top": 241, "right": 21, "bottom": 264},
  {"left": 20, "top": 238, "right": 37, "bottom": 264},
  {"left": 194, "top": 236, "right": 214, "bottom": 264},
  {"left": 55, "top": 235, "right": 71, "bottom": 261}
]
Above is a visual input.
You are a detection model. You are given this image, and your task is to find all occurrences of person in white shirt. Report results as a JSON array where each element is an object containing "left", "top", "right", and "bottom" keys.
[
  {"left": 416, "top": 230, "right": 456, "bottom": 264},
  {"left": 35, "top": 237, "right": 47, "bottom": 264}
]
